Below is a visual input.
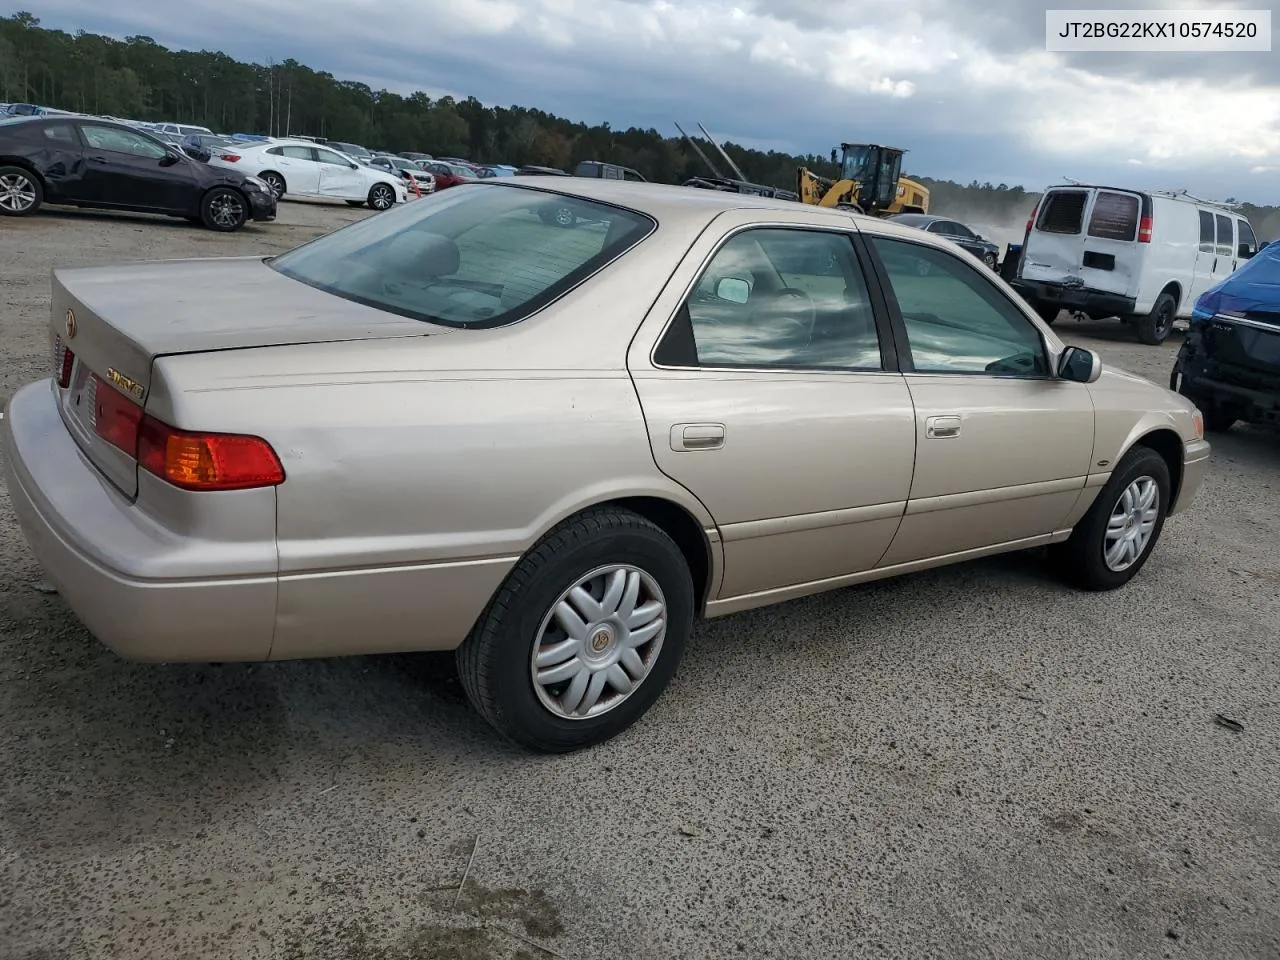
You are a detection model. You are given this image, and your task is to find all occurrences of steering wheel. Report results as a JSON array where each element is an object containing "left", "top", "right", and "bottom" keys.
[{"left": 752, "top": 287, "right": 817, "bottom": 348}]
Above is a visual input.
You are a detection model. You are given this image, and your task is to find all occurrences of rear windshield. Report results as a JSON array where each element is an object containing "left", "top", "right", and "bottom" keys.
[
  {"left": 269, "top": 183, "right": 655, "bottom": 329},
  {"left": 1036, "top": 190, "right": 1088, "bottom": 235},
  {"left": 1087, "top": 191, "right": 1139, "bottom": 241}
]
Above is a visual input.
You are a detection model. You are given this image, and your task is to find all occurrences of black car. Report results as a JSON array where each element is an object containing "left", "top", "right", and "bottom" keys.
[
  {"left": 885, "top": 213, "right": 1001, "bottom": 269},
  {"left": 0, "top": 115, "right": 277, "bottom": 231}
]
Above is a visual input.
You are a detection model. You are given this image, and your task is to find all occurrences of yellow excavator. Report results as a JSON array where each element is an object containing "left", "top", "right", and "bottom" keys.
[{"left": 797, "top": 142, "right": 930, "bottom": 216}]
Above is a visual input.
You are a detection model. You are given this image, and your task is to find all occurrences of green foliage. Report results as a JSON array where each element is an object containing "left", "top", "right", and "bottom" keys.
[{"left": 1, "top": 10, "right": 1277, "bottom": 235}]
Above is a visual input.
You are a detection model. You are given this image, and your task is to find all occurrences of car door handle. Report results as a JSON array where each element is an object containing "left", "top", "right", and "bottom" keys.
[
  {"left": 926, "top": 415, "right": 962, "bottom": 439},
  {"left": 88, "top": 156, "right": 109, "bottom": 164},
  {"left": 670, "top": 423, "right": 725, "bottom": 451}
]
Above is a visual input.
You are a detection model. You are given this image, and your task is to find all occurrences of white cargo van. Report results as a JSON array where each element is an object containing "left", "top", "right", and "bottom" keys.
[{"left": 1011, "top": 185, "right": 1260, "bottom": 344}]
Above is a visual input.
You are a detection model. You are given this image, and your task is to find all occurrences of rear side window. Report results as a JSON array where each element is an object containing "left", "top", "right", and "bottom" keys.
[
  {"left": 1215, "top": 214, "right": 1233, "bottom": 257},
  {"left": 1198, "top": 211, "right": 1215, "bottom": 252},
  {"left": 1087, "top": 191, "right": 1139, "bottom": 241},
  {"left": 269, "top": 184, "right": 655, "bottom": 329},
  {"left": 42, "top": 123, "right": 77, "bottom": 144},
  {"left": 1035, "top": 190, "right": 1088, "bottom": 235}
]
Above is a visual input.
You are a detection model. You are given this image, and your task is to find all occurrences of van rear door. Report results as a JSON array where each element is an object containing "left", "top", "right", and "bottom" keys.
[{"left": 1021, "top": 187, "right": 1143, "bottom": 300}]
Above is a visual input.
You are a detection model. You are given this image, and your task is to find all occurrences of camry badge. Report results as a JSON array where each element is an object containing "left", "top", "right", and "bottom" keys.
[{"left": 106, "top": 368, "right": 145, "bottom": 401}]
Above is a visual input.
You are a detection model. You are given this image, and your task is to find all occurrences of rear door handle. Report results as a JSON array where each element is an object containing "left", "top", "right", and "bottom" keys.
[
  {"left": 670, "top": 422, "right": 725, "bottom": 451},
  {"left": 88, "top": 156, "right": 109, "bottom": 164},
  {"left": 926, "top": 415, "right": 962, "bottom": 439}
]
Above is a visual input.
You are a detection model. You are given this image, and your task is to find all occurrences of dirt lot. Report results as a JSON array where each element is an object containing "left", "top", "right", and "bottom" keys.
[{"left": 2, "top": 202, "right": 1278, "bottom": 960}]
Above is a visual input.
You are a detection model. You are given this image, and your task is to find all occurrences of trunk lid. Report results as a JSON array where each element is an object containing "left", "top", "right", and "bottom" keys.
[
  {"left": 1020, "top": 187, "right": 1142, "bottom": 299},
  {"left": 1203, "top": 312, "right": 1280, "bottom": 378},
  {"left": 49, "top": 256, "right": 445, "bottom": 498}
]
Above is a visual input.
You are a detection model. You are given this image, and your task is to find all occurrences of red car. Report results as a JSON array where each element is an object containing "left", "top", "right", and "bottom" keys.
[{"left": 418, "top": 160, "right": 475, "bottom": 190}]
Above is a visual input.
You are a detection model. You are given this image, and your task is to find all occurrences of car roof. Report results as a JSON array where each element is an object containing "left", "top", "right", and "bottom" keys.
[{"left": 475, "top": 177, "right": 912, "bottom": 231}]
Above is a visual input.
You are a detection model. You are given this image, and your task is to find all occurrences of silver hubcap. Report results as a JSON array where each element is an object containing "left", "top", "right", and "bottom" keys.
[
  {"left": 531, "top": 564, "right": 667, "bottom": 720},
  {"left": 0, "top": 173, "right": 36, "bottom": 212},
  {"left": 372, "top": 187, "right": 393, "bottom": 209},
  {"left": 1104, "top": 476, "right": 1159, "bottom": 572},
  {"left": 208, "top": 193, "right": 243, "bottom": 228}
]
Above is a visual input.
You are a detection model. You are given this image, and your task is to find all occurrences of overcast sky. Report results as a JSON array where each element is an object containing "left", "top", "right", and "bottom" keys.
[{"left": 18, "top": 0, "right": 1280, "bottom": 203}]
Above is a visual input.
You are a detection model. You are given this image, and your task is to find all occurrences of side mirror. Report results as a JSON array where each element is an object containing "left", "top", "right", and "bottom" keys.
[
  {"left": 716, "top": 277, "right": 751, "bottom": 304},
  {"left": 160, "top": 149, "right": 182, "bottom": 166},
  {"left": 1057, "top": 345, "right": 1101, "bottom": 384}
]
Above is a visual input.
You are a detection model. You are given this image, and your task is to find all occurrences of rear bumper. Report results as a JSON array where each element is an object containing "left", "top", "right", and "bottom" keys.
[
  {"left": 1012, "top": 280, "right": 1136, "bottom": 318},
  {"left": 1, "top": 380, "right": 277, "bottom": 662},
  {"left": 1175, "top": 333, "right": 1280, "bottom": 425}
]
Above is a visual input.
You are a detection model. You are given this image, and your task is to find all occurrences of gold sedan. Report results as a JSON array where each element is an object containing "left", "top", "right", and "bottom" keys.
[{"left": 1, "top": 178, "right": 1210, "bottom": 752}]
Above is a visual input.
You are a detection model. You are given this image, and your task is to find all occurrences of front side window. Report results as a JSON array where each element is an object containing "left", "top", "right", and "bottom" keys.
[
  {"left": 870, "top": 236, "right": 1048, "bottom": 376},
  {"left": 1238, "top": 219, "right": 1258, "bottom": 258},
  {"left": 269, "top": 184, "right": 654, "bottom": 329},
  {"left": 79, "top": 124, "right": 168, "bottom": 159},
  {"left": 314, "top": 148, "right": 353, "bottom": 167},
  {"left": 672, "top": 227, "right": 883, "bottom": 370}
]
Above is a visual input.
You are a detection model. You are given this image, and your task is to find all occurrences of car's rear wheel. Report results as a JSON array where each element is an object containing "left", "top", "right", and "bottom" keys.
[
  {"left": 982, "top": 251, "right": 998, "bottom": 270},
  {"left": 200, "top": 187, "right": 248, "bottom": 232},
  {"left": 1137, "top": 290, "right": 1177, "bottom": 345},
  {"left": 1052, "top": 445, "right": 1171, "bottom": 591},
  {"left": 259, "top": 171, "right": 286, "bottom": 199},
  {"left": 367, "top": 183, "right": 396, "bottom": 210},
  {"left": 0, "top": 165, "right": 42, "bottom": 217},
  {"left": 456, "top": 507, "right": 694, "bottom": 753}
]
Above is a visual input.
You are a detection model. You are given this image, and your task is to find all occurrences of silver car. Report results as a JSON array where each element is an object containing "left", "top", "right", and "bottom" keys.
[{"left": 1, "top": 179, "right": 1211, "bottom": 752}]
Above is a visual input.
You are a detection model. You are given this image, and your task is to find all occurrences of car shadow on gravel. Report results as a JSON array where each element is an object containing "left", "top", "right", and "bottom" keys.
[
  {"left": 1054, "top": 315, "right": 1187, "bottom": 345},
  {"left": 29, "top": 208, "right": 276, "bottom": 233}
]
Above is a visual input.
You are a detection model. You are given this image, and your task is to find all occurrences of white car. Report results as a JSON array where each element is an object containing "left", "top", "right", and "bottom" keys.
[{"left": 208, "top": 138, "right": 408, "bottom": 210}]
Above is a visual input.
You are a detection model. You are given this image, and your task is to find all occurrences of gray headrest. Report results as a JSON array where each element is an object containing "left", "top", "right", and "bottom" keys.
[{"left": 384, "top": 231, "right": 461, "bottom": 276}]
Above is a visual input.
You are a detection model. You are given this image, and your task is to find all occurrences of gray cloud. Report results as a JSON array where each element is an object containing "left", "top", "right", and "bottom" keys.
[{"left": 19, "top": 0, "right": 1280, "bottom": 203}]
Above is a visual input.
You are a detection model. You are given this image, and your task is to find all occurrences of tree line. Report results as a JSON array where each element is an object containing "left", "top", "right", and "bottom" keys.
[{"left": 2, "top": 10, "right": 1277, "bottom": 235}]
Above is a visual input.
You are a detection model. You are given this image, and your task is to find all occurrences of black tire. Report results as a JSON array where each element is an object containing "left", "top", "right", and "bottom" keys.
[
  {"left": 1034, "top": 301, "right": 1060, "bottom": 324},
  {"left": 0, "top": 164, "right": 43, "bottom": 217},
  {"left": 456, "top": 507, "right": 695, "bottom": 753},
  {"left": 259, "top": 171, "right": 286, "bottom": 199},
  {"left": 199, "top": 187, "right": 248, "bottom": 232},
  {"left": 1202, "top": 407, "right": 1237, "bottom": 433},
  {"left": 1137, "top": 290, "right": 1177, "bottom": 345},
  {"left": 1052, "top": 445, "right": 1171, "bottom": 591},
  {"left": 982, "top": 252, "right": 998, "bottom": 270},
  {"left": 367, "top": 182, "right": 396, "bottom": 210}
]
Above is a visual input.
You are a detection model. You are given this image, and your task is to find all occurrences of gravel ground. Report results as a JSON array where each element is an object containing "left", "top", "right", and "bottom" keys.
[{"left": 2, "top": 202, "right": 1278, "bottom": 960}]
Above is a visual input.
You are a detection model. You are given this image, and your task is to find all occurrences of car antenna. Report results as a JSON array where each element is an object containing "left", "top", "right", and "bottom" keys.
[
  {"left": 696, "top": 121, "right": 750, "bottom": 182},
  {"left": 674, "top": 121, "right": 725, "bottom": 179}
]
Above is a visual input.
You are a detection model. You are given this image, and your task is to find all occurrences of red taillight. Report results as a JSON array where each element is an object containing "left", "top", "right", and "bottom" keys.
[
  {"left": 137, "top": 417, "right": 284, "bottom": 491},
  {"left": 92, "top": 374, "right": 144, "bottom": 453},
  {"left": 219, "top": 152, "right": 241, "bottom": 163},
  {"left": 1138, "top": 215, "right": 1153, "bottom": 243},
  {"left": 1025, "top": 203, "right": 1039, "bottom": 234},
  {"left": 89, "top": 373, "right": 284, "bottom": 491},
  {"left": 54, "top": 336, "right": 75, "bottom": 388}
]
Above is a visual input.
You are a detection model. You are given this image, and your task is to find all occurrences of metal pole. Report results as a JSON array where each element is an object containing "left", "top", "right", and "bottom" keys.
[{"left": 697, "top": 121, "right": 748, "bottom": 181}]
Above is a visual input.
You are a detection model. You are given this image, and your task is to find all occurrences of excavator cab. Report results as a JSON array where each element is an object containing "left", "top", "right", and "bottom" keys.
[
  {"left": 799, "top": 142, "right": 926, "bottom": 215},
  {"left": 838, "top": 143, "right": 905, "bottom": 213}
]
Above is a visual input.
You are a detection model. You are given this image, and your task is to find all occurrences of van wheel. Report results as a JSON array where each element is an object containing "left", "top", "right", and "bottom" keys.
[
  {"left": 1137, "top": 291, "right": 1177, "bottom": 345},
  {"left": 1034, "top": 301, "right": 1059, "bottom": 323}
]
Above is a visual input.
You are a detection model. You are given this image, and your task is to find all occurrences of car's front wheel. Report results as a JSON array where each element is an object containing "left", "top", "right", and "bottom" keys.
[
  {"left": 1052, "top": 445, "right": 1171, "bottom": 591},
  {"left": 457, "top": 507, "right": 694, "bottom": 753},
  {"left": 199, "top": 187, "right": 248, "bottom": 232},
  {"left": 367, "top": 183, "right": 396, "bottom": 210},
  {"left": 982, "top": 251, "right": 998, "bottom": 270}
]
